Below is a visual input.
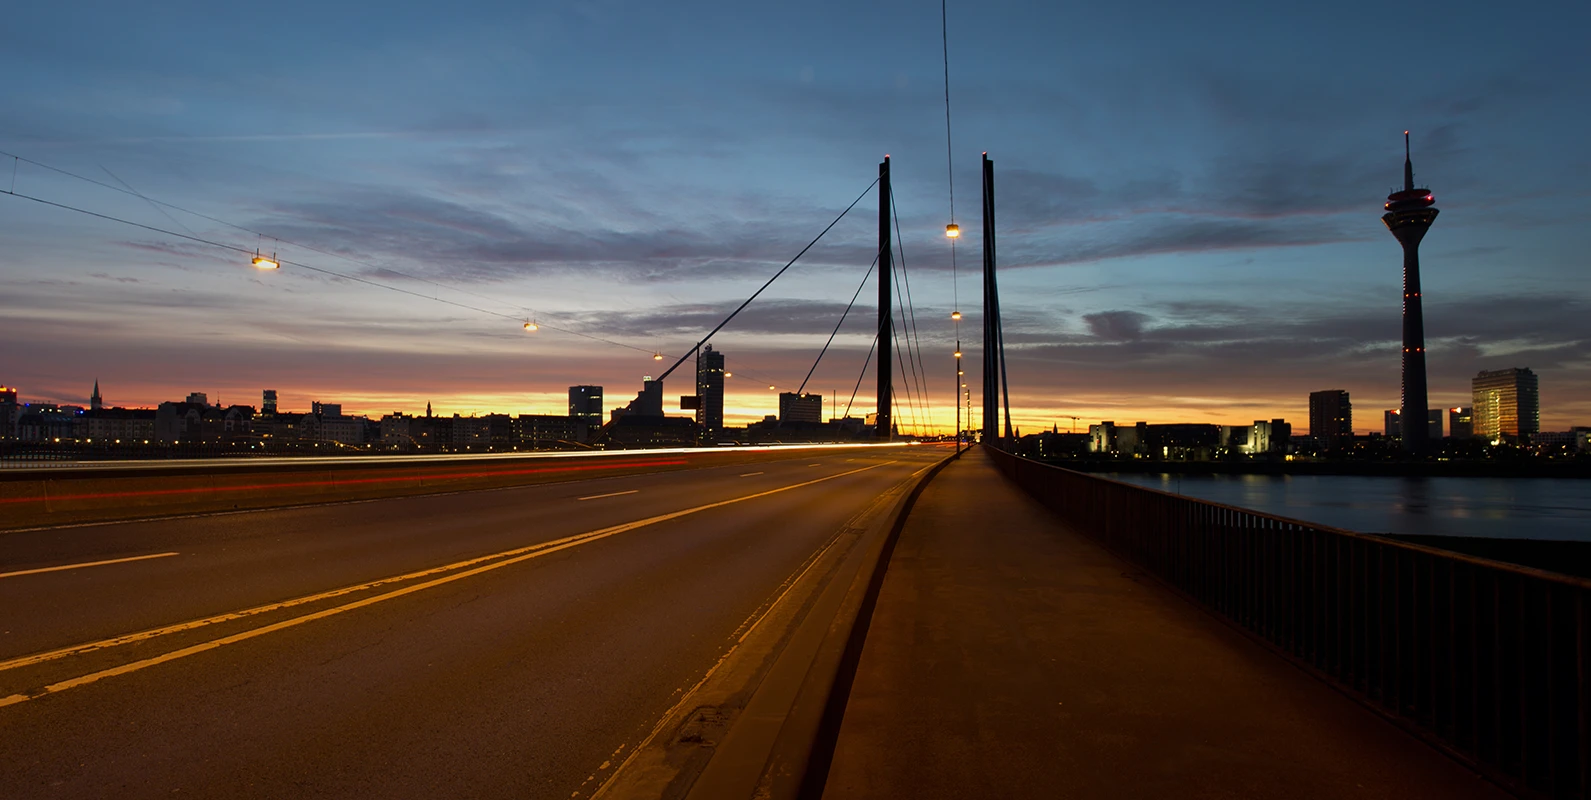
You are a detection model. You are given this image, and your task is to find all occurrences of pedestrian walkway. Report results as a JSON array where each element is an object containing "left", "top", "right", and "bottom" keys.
[{"left": 821, "top": 448, "right": 1509, "bottom": 799}]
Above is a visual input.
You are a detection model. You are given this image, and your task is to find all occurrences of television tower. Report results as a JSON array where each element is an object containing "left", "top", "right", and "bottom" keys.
[{"left": 1382, "top": 131, "right": 1438, "bottom": 454}]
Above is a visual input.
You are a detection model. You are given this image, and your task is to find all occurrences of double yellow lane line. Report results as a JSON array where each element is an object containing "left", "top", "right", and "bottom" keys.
[{"left": 0, "top": 461, "right": 890, "bottom": 709}]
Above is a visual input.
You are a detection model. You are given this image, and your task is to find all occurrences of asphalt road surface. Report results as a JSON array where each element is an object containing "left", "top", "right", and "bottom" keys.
[{"left": 0, "top": 445, "right": 944, "bottom": 799}]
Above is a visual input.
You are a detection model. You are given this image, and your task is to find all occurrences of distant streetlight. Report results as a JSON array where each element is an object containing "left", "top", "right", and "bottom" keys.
[
  {"left": 954, "top": 349, "right": 962, "bottom": 359},
  {"left": 653, "top": 353, "right": 663, "bottom": 361},
  {"left": 945, "top": 223, "right": 960, "bottom": 239},
  {"left": 252, "top": 249, "right": 279, "bottom": 270},
  {"left": 523, "top": 321, "right": 538, "bottom": 332},
  {"left": 951, "top": 310, "right": 962, "bottom": 320}
]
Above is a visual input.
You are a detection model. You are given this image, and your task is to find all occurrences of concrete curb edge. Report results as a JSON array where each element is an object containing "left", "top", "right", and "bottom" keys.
[{"left": 697, "top": 447, "right": 958, "bottom": 799}]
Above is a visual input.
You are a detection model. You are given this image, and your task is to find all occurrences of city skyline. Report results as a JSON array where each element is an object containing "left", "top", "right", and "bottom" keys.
[{"left": 2, "top": 1, "right": 1587, "bottom": 433}]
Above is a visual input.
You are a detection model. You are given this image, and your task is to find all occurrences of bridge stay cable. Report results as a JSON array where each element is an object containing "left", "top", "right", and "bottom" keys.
[
  {"left": 890, "top": 287, "right": 922, "bottom": 435},
  {"left": 890, "top": 328, "right": 921, "bottom": 435},
  {"left": 654, "top": 175, "right": 881, "bottom": 383},
  {"left": 795, "top": 245, "right": 882, "bottom": 396},
  {"left": 841, "top": 324, "right": 882, "bottom": 421},
  {"left": 890, "top": 195, "right": 936, "bottom": 433}
]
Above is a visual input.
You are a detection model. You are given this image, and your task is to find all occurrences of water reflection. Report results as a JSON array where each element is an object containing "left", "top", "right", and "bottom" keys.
[{"left": 1107, "top": 473, "right": 1591, "bottom": 541}]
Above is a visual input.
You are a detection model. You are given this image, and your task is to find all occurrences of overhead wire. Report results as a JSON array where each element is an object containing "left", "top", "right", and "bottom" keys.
[
  {"left": 0, "top": 184, "right": 664, "bottom": 357},
  {"left": 0, "top": 148, "right": 545, "bottom": 322},
  {"left": 941, "top": 0, "right": 961, "bottom": 329},
  {"left": 4, "top": 147, "right": 893, "bottom": 424},
  {"left": 941, "top": 0, "right": 965, "bottom": 441}
]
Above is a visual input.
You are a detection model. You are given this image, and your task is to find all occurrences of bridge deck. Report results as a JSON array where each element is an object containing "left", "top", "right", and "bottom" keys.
[{"left": 822, "top": 448, "right": 1508, "bottom": 799}]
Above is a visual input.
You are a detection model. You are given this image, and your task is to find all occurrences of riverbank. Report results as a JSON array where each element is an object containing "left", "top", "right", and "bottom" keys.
[{"left": 1046, "top": 457, "right": 1590, "bottom": 479}]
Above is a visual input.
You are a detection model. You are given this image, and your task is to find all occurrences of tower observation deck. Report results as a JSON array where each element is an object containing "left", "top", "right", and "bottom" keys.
[{"left": 1382, "top": 132, "right": 1439, "bottom": 454}]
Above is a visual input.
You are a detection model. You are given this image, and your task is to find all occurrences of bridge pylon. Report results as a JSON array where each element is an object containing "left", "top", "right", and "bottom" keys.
[
  {"left": 981, "top": 153, "right": 1011, "bottom": 446},
  {"left": 877, "top": 156, "right": 893, "bottom": 441}
]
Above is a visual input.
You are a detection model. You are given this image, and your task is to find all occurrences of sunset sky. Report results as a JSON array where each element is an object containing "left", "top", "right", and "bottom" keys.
[{"left": 2, "top": 0, "right": 1587, "bottom": 434}]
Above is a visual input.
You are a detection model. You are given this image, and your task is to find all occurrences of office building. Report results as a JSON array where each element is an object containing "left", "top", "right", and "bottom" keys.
[
  {"left": 263, "top": 389, "right": 278, "bottom": 414},
  {"left": 1308, "top": 390, "right": 1352, "bottom": 448},
  {"left": 1384, "top": 409, "right": 1401, "bottom": 439},
  {"left": 1472, "top": 368, "right": 1540, "bottom": 442},
  {"left": 1382, "top": 132, "right": 1439, "bottom": 452},
  {"left": 778, "top": 392, "right": 823, "bottom": 424},
  {"left": 1251, "top": 419, "right": 1291, "bottom": 455},
  {"left": 568, "top": 385, "right": 603, "bottom": 428},
  {"left": 80, "top": 407, "right": 156, "bottom": 441},
  {"left": 1426, "top": 409, "right": 1442, "bottom": 440},
  {"left": 516, "top": 414, "right": 578, "bottom": 446},
  {"left": 614, "top": 380, "right": 664, "bottom": 420},
  {"left": 0, "top": 385, "right": 18, "bottom": 439},
  {"left": 695, "top": 345, "right": 725, "bottom": 438},
  {"left": 1448, "top": 407, "right": 1473, "bottom": 439}
]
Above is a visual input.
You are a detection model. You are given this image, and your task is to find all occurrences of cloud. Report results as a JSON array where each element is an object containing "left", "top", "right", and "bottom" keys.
[
  {"left": 1082, "top": 310, "right": 1149, "bottom": 341},
  {"left": 242, "top": 180, "right": 880, "bottom": 288}
]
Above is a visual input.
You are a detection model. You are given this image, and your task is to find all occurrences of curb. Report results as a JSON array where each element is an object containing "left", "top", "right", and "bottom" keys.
[{"left": 681, "top": 448, "right": 958, "bottom": 799}]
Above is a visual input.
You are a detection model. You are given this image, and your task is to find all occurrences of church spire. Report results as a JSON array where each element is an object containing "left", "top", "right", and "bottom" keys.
[{"left": 91, "top": 379, "right": 103, "bottom": 410}]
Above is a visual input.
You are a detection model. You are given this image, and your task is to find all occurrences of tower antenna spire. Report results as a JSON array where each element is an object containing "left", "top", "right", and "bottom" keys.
[{"left": 1404, "top": 130, "right": 1414, "bottom": 191}]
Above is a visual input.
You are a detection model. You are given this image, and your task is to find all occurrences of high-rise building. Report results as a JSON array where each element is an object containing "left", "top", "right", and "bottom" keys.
[
  {"left": 1449, "top": 406, "right": 1473, "bottom": 439},
  {"left": 1382, "top": 132, "right": 1439, "bottom": 453},
  {"left": 1426, "top": 409, "right": 1442, "bottom": 440},
  {"left": 568, "top": 385, "right": 603, "bottom": 428},
  {"left": 695, "top": 345, "right": 725, "bottom": 438},
  {"left": 262, "top": 389, "right": 278, "bottom": 415},
  {"left": 91, "top": 380, "right": 103, "bottom": 411},
  {"left": 778, "top": 392, "right": 823, "bottom": 424},
  {"left": 1472, "top": 368, "right": 1539, "bottom": 442},
  {"left": 1384, "top": 409, "right": 1401, "bottom": 438},
  {"left": 1308, "top": 390, "right": 1352, "bottom": 448}
]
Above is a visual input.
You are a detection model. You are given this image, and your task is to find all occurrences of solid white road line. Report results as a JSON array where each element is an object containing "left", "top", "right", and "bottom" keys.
[
  {"left": 577, "top": 490, "right": 640, "bottom": 501},
  {"left": 0, "top": 462, "right": 893, "bottom": 708},
  {"left": 739, "top": 472, "right": 764, "bottom": 477},
  {"left": 0, "top": 552, "right": 179, "bottom": 580}
]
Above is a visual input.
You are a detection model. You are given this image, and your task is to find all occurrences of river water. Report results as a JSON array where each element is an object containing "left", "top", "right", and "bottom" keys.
[{"left": 1104, "top": 473, "right": 1591, "bottom": 541}]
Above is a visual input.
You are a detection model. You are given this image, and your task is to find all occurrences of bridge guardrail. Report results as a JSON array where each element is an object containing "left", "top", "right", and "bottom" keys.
[{"left": 986, "top": 445, "right": 1589, "bottom": 799}]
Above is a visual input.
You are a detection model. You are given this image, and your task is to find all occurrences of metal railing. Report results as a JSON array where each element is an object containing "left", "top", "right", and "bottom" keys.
[{"left": 986, "top": 445, "right": 1589, "bottom": 799}]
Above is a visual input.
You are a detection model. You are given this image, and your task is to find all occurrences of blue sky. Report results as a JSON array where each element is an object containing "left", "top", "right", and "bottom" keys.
[{"left": 2, "top": 0, "right": 1587, "bottom": 433}]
